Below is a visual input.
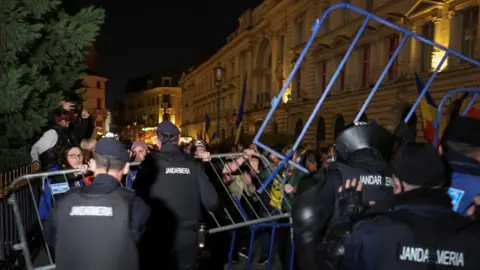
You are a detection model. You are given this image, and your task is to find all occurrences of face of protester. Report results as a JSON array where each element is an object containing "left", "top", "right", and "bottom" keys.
[
  {"left": 132, "top": 146, "right": 148, "bottom": 162},
  {"left": 66, "top": 147, "right": 84, "bottom": 167},
  {"left": 195, "top": 146, "right": 207, "bottom": 157},
  {"left": 269, "top": 153, "right": 280, "bottom": 165}
]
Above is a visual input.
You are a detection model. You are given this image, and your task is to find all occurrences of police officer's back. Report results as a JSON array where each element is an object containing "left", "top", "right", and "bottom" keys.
[
  {"left": 292, "top": 121, "right": 395, "bottom": 270},
  {"left": 341, "top": 143, "right": 480, "bottom": 270},
  {"left": 43, "top": 138, "right": 150, "bottom": 270},
  {"left": 440, "top": 116, "right": 480, "bottom": 215},
  {"left": 133, "top": 121, "right": 219, "bottom": 270}
]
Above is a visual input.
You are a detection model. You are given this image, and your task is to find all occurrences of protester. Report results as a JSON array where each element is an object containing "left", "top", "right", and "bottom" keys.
[
  {"left": 130, "top": 140, "right": 149, "bottom": 162},
  {"left": 31, "top": 109, "right": 75, "bottom": 171}
]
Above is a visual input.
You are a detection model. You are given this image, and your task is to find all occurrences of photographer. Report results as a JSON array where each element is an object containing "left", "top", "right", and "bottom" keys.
[
  {"left": 62, "top": 100, "right": 94, "bottom": 144},
  {"left": 31, "top": 101, "right": 93, "bottom": 171}
]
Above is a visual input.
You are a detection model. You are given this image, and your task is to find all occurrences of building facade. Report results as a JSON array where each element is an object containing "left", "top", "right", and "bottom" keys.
[
  {"left": 122, "top": 74, "right": 182, "bottom": 143},
  {"left": 80, "top": 74, "right": 108, "bottom": 137},
  {"left": 180, "top": 0, "right": 480, "bottom": 147}
]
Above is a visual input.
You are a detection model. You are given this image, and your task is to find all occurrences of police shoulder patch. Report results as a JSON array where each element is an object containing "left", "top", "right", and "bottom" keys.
[{"left": 447, "top": 187, "right": 465, "bottom": 211}]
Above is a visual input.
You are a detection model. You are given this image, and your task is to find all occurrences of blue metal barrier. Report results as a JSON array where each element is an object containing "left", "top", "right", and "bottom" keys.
[
  {"left": 229, "top": 195, "right": 294, "bottom": 270},
  {"left": 254, "top": 2, "right": 480, "bottom": 193},
  {"left": 432, "top": 88, "right": 480, "bottom": 147}
]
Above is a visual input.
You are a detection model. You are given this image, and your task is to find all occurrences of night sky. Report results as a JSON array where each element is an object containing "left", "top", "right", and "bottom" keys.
[{"left": 94, "top": 0, "right": 263, "bottom": 107}]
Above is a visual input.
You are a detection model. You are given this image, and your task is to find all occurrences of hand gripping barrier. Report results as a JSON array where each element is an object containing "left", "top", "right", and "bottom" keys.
[
  {"left": 4, "top": 155, "right": 296, "bottom": 270},
  {"left": 254, "top": 3, "right": 480, "bottom": 193},
  {"left": 432, "top": 88, "right": 480, "bottom": 147},
  {"left": 3, "top": 163, "right": 141, "bottom": 270},
  {"left": 200, "top": 152, "right": 295, "bottom": 270}
]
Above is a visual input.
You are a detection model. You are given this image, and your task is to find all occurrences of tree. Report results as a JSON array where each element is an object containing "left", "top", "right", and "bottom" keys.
[{"left": 0, "top": 0, "right": 104, "bottom": 171}]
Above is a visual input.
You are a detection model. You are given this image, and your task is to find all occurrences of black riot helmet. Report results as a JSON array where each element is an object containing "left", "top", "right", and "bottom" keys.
[{"left": 335, "top": 121, "right": 394, "bottom": 162}]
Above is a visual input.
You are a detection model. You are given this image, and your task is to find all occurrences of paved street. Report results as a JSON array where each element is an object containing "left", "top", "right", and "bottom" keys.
[{"left": 33, "top": 243, "right": 282, "bottom": 270}]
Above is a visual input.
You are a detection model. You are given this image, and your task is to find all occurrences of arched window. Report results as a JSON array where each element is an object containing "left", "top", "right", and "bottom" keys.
[
  {"left": 401, "top": 107, "right": 417, "bottom": 138},
  {"left": 334, "top": 115, "right": 345, "bottom": 139},
  {"left": 316, "top": 117, "right": 325, "bottom": 142},
  {"left": 295, "top": 119, "right": 303, "bottom": 137}
]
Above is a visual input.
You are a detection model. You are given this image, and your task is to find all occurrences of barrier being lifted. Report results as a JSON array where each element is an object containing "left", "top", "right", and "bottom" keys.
[
  {"left": 5, "top": 152, "right": 295, "bottom": 270},
  {"left": 254, "top": 2, "right": 480, "bottom": 193}
]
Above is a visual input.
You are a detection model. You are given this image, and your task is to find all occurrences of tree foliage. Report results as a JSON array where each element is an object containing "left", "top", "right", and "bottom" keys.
[{"left": 0, "top": 0, "right": 104, "bottom": 171}]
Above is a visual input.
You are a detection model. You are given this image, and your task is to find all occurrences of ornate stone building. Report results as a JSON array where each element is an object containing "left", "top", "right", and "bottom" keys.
[
  {"left": 180, "top": 0, "right": 480, "bottom": 147},
  {"left": 80, "top": 74, "right": 108, "bottom": 137},
  {"left": 122, "top": 73, "right": 182, "bottom": 143}
]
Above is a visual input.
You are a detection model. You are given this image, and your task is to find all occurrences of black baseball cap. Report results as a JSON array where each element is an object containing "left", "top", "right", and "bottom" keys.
[
  {"left": 393, "top": 142, "right": 447, "bottom": 187},
  {"left": 442, "top": 116, "right": 480, "bottom": 147},
  {"left": 156, "top": 121, "right": 180, "bottom": 135},
  {"left": 95, "top": 138, "right": 129, "bottom": 163}
]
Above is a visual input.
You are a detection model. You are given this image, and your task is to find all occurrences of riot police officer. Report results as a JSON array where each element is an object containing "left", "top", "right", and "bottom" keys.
[
  {"left": 43, "top": 138, "right": 151, "bottom": 270},
  {"left": 341, "top": 142, "right": 480, "bottom": 270},
  {"left": 133, "top": 121, "right": 219, "bottom": 270},
  {"left": 439, "top": 116, "right": 480, "bottom": 215},
  {"left": 291, "top": 121, "right": 394, "bottom": 270}
]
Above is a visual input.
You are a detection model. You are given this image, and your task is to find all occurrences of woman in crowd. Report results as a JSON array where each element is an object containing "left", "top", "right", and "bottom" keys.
[{"left": 60, "top": 146, "right": 92, "bottom": 186}]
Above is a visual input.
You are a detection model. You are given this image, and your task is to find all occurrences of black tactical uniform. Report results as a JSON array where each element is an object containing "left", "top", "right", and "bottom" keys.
[
  {"left": 342, "top": 143, "right": 480, "bottom": 270},
  {"left": 292, "top": 122, "right": 395, "bottom": 270},
  {"left": 43, "top": 138, "right": 150, "bottom": 270},
  {"left": 133, "top": 121, "right": 219, "bottom": 270}
]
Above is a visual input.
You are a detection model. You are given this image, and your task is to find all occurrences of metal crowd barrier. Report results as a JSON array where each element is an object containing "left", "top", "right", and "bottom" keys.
[
  {"left": 4, "top": 163, "right": 142, "bottom": 270},
  {"left": 4, "top": 153, "right": 298, "bottom": 270},
  {"left": 432, "top": 88, "right": 480, "bottom": 147},
  {"left": 253, "top": 2, "right": 480, "bottom": 192},
  {"left": 185, "top": 151, "right": 296, "bottom": 270}
]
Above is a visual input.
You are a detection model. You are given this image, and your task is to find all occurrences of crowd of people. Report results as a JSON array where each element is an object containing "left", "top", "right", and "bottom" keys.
[{"left": 28, "top": 101, "right": 480, "bottom": 270}]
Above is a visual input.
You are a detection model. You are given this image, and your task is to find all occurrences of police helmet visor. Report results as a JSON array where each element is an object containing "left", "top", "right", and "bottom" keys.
[{"left": 335, "top": 121, "right": 394, "bottom": 162}]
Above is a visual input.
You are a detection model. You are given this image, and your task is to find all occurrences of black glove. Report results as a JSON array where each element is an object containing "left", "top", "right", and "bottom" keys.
[{"left": 338, "top": 182, "right": 364, "bottom": 221}]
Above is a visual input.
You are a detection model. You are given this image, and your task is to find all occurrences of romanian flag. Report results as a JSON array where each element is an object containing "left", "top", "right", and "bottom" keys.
[
  {"left": 205, "top": 114, "right": 211, "bottom": 143},
  {"left": 458, "top": 93, "right": 480, "bottom": 119},
  {"left": 235, "top": 74, "right": 247, "bottom": 145},
  {"left": 415, "top": 72, "right": 447, "bottom": 144}
]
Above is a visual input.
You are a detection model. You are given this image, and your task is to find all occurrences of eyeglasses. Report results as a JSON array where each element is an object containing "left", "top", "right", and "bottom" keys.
[{"left": 68, "top": 154, "right": 83, "bottom": 160}]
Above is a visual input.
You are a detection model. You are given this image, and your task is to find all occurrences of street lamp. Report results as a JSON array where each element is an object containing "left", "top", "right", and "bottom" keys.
[{"left": 213, "top": 64, "right": 225, "bottom": 143}]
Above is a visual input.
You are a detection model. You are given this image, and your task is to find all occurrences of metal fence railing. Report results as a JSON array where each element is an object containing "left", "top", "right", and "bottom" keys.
[
  {"left": 3, "top": 152, "right": 296, "bottom": 270},
  {"left": 0, "top": 164, "right": 35, "bottom": 269}
]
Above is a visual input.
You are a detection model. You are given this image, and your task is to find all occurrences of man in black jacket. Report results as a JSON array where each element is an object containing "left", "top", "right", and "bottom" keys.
[
  {"left": 43, "top": 138, "right": 150, "bottom": 270},
  {"left": 292, "top": 121, "right": 394, "bottom": 270},
  {"left": 341, "top": 143, "right": 480, "bottom": 270},
  {"left": 133, "top": 121, "right": 219, "bottom": 270}
]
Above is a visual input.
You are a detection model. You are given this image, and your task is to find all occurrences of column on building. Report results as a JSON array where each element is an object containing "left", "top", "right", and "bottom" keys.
[
  {"left": 432, "top": 17, "right": 447, "bottom": 71},
  {"left": 247, "top": 41, "right": 256, "bottom": 110},
  {"left": 270, "top": 33, "right": 279, "bottom": 98},
  {"left": 369, "top": 37, "right": 384, "bottom": 82},
  {"left": 448, "top": 11, "right": 462, "bottom": 66},
  {"left": 398, "top": 20, "right": 412, "bottom": 76},
  {"left": 409, "top": 25, "right": 421, "bottom": 73},
  {"left": 475, "top": 5, "right": 480, "bottom": 59},
  {"left": 345, "top": 50, "right": 358, "bottom": 89}
]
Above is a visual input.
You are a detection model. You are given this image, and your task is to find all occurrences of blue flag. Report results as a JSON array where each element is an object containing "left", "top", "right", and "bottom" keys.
[
  {"left": 39, "top": 178, "right": 52, "bottom": 220},
  {"left": 235, "top": 74, "right": 247, "bottom": 145}
]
